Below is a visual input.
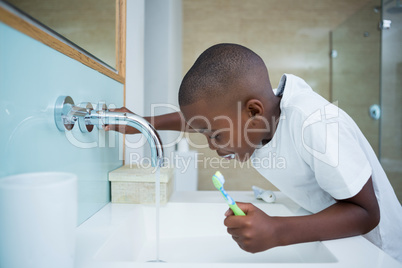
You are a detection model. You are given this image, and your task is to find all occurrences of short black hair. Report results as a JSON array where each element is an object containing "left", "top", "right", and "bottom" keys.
[{"left": 178, "top": 43, "right": 265, "bottom": 106}]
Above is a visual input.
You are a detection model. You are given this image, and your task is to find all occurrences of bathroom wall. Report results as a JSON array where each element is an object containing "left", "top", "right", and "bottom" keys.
[
  {"left": 125, "top": 0, "right": 146, "bottom": 161},
  {"left": 125, "top": 0, "right": 183, "bottom": 166},
  {"left": 0, "top": 22, "right": 123, "bottom": 224},
  {"left": 182, "top": 0, "right": 372, "bottom": 190},
  {"left": 143, "top": 0, "right": 182, "bottom": 159}
]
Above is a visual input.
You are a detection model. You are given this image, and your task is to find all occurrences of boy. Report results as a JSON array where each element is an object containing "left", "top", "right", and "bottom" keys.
[{"left": 106, "top": 44, "right": 402, "bottom": 262}]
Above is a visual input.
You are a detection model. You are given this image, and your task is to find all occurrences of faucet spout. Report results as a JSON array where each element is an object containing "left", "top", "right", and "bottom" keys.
[
  {"left": 54, "top": 96, "right": 164, "bottom": 167},
  {"left": 89, "top": 110, "right": 164, "bottom": 167}
]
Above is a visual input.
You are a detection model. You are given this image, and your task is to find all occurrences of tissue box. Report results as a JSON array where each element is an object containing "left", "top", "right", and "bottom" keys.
[{"left": 109, "top": 165, "right": 174, "bottom": 204}]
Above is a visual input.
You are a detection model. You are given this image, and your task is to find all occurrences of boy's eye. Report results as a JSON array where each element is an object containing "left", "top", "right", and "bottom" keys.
[{"left": 210, "top": 134, "right": 220, "bottom": 140}]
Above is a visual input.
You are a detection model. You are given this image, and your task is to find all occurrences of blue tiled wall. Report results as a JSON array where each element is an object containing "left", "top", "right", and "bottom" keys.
[{"left": 0, "top": 22, "right": 123, "bottom": 224}]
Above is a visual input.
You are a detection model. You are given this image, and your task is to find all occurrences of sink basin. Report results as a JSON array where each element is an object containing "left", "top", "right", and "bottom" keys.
[
  {"left": 93, "top": 202, "right": 337, "bottom": 263},
  {"left": 76, "top": 192, "right": 402, "bottom": 267}
]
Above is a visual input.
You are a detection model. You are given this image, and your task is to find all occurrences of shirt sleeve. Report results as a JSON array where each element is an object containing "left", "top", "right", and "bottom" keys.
[{"left": 294, "top": 103, "right": 372, "bottom": 200}]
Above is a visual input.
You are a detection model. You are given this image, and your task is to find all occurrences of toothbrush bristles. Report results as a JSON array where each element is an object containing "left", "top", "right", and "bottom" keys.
[{"left": 216, "top": 172, "right": 225, "bottom": 184}]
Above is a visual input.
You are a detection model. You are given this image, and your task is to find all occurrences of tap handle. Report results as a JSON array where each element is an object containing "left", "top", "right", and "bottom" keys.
[
  {"left": 94, "top": 101, "right": 108, "bottom": 129},
  {"left": 77, "top": 102, "right": 94, "bottom": 133}
]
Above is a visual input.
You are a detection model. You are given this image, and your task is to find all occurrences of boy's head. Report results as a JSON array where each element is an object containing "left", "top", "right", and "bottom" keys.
[{"left": 179, "top": 43, "right": 281, "bottom": 162}]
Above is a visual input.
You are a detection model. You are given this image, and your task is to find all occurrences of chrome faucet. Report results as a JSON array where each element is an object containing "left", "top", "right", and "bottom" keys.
[{"left": 54, "top": 96, "right": 163, "bottom": 167}]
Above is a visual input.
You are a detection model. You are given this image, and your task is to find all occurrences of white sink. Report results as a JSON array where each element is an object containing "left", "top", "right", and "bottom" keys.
[
  {"left": 75, "top": 192, "right": 402, "bottom": 268},
  {"left": 93, "top": 203, "right": 336, "bottom": 263}
]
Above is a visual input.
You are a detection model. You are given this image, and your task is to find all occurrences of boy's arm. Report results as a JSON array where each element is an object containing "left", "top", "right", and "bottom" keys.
[
  {"left": 224, "top": 177, "right": 380, "bottom": 253},
  {"left": 103, "top": 107, "right": 195, "bottom": 134}
]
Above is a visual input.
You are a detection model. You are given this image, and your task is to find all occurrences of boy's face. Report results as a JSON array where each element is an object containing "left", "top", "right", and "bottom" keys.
[{"left": 181, "top": 99, "right": 269, "bottom": 162}]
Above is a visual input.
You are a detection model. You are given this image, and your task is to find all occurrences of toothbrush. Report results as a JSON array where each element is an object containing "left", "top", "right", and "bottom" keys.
[{"left": 212, "top": 171, "right": 246, "bottom": 216}]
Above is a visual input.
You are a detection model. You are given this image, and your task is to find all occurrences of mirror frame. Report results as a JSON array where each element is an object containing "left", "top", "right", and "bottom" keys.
[{"left": 0, "top": 0, "right": 126, "bottom": 84}]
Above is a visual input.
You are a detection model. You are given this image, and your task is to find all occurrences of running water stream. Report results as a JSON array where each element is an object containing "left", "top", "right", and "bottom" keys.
[
  {"left": 155, "top": 168, "right": 161, "bottom": 261},
  {"left": 147, "top": 168, "right": 164, "bottom": 262}
]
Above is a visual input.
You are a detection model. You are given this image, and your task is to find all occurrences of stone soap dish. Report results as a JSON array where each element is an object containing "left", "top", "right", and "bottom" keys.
[{"left": 109, "top": 165, "right": 174, "bottom": 204}]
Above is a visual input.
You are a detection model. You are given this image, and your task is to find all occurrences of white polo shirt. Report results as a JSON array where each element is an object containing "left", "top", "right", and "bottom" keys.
[{"left": 251, "top": 74, "right": 402, "bottom": 262}]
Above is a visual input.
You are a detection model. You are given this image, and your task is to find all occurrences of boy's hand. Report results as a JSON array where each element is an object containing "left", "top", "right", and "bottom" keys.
[
  {"left": 103, "top": 107, "right": 142, "bottom": 134},
  {"left": 224, "top": 178, "right": 380, "bottom": 254},
  {"left": 103, "top": 110, "right": 188, "bottom": 134},
  {"left": 224, "top": 202, "right": 280, "bottom": 253}
]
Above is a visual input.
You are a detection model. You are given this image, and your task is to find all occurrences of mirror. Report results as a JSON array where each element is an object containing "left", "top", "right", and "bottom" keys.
[{"left": 6, "top": 0, "right": 116, "bottom": 69}]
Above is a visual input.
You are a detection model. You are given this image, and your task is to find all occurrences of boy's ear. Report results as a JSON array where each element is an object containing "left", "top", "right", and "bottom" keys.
[{"left": 245, "top": 99, "right": 264, "bottom": 118}]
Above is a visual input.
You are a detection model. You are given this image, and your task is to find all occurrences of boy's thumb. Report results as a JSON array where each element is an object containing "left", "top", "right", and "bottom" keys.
[
  {"left": 103, "top": 124, "right": 119, "bottom": 132},
  {"left": 236, "top": 202, "right": 253, "bottom": 214},
  {"left": 224, "top": 202, "right": 252, "bottom": 217}
]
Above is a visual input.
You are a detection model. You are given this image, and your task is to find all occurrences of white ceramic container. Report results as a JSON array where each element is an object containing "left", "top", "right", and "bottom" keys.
[{"left": 0, "top": 172, "right": 77, "bottom": 268}]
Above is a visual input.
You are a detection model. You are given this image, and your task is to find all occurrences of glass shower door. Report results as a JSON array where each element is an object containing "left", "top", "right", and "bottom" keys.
[
  {"left": 331, "top": 0, "right": 402, "bottom": 203},
  {"left": 380, "top": 0, "right": 402, "bottom": 203},
  {"left": 330, "top": 0, "right": 382, "bottom": 155}
]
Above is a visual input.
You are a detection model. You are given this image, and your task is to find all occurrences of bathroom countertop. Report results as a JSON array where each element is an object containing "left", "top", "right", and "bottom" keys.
[{"left": 75, "top": 191, "right": 402, "bottom": 268}]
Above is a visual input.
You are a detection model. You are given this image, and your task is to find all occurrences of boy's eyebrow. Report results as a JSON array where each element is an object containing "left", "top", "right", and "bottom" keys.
[{"left": 195, "top": 128, "right": 214, "bottom": 133}]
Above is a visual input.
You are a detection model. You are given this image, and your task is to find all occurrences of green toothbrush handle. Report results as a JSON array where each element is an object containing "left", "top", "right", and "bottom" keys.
[{"left": 229, "top": 204, "right": 246, "bottom": 216}]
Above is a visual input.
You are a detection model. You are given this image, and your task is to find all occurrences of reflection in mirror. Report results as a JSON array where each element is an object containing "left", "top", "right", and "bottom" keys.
[{"left": 6, "top": 0, "right": 116, "bottom": 69}]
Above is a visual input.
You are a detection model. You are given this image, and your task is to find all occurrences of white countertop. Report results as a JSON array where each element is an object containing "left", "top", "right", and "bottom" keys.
[{"left": 75, "top": 191, "right": 402, "bottom": 268}]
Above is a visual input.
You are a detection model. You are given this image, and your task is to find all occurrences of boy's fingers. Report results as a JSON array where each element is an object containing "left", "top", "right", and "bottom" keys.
[
  {"left": 224, "top": 202, "right": 251, "bottom": 217},
  {"left": 103, "top": 124, "right": 125, "bottom": 133},
  {"left": 235, "top": 202, "right": 254, "bottom": 214},
  {"left": 225, "top": 208, "right": 234, "bottom": 217},
  {"left": 224, "top": 214, "right": 247, "bottom": 228},
  {"left": 108, "top": 107, "right": 132, "bottom": 113},
  {"left": 227, "top": 227, "right": 242, "bottom": 237},
  {"left": 224, "top": 203, "right": 255, "bottom": 228},
  {"left": 104, "top": 124, "right": 138, "bottom": 134},
  {"left": 224, "top": 202, "right": 250, "bottom": 217},
  {"left": 103, "top": 124, "right": 118, "bottom": 131}
]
